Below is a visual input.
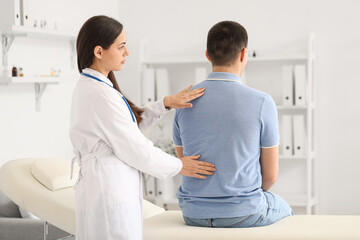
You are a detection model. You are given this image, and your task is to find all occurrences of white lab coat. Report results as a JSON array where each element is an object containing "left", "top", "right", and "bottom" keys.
[{"left": 69, "top": 68, "right": 182, "bottom": 240}]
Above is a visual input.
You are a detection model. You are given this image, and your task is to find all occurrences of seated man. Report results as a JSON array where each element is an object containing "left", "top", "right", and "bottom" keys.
[{"left": 172, "top": 21, "right": 293, "bottom": 228}]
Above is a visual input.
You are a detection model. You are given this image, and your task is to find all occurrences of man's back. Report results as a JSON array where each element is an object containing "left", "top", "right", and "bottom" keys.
[{"left": 173, "top": 72, "right": 279, "bottom": 219}]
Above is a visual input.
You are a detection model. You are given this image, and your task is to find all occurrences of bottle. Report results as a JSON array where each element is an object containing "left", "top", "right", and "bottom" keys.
[
  {"left": 12, "top": 66, "right": 18, "bottom": 77},
  {"left": 19, "top": 68, "right": 24, "bottom": 77}
]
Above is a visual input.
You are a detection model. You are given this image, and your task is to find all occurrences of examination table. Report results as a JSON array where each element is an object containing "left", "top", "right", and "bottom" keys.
[{"left": 0, "top": 158, "right": 359, "bottom": 240}]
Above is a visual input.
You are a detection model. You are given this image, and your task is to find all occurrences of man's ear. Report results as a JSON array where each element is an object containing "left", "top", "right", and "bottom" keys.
[
  {"left": 205, "top": 50, "right": 211, "bottom": 62},
  {"left": 93, "top": 46, "right": 103, "bottom": 60},
  {"left": 240, "top": 48, "right": 247, "bottom": 62}
]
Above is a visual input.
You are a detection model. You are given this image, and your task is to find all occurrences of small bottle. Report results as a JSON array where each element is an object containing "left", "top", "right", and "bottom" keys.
[
  {"left": 12, "top": 66, "right": 18, "bottom": 77},
  {"left": 19, "top": 68, "right": 24, "bottom": 77}
]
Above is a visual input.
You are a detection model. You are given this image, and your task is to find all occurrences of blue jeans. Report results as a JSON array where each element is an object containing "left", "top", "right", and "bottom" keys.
[{"left": 183, "top": 192, "right": 293, "bottom": 228}]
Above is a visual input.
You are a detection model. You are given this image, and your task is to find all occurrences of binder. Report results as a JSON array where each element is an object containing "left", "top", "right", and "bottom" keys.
[
  {"left": 156, "top": 177, "right": 175, "bottom": 200},
  {"left": 282, "top": 65, "right": 294, "bottom": 106},
  {"left": 282, "top": 115, "right": 293, "bottom": 156},
  {"left": 294, "top": 65, "right": 306, "bottom": 106},
  {"left": 14, "top": 0, "right": 21, "bottom": 26},
  {"left": 195, "top": 67, "right": 207, "bottom": 84},
  {"left": 293, "top": 115, "right": 305, "bottom": 156},
  {"left": 0, "top": 0, "right": 21, "bottom": 28},
  {"left": 155, "top": 68, "right": 170, "bottom": 99},
  {"left": 144, "top": 174, "right": 156, "bottom": 198},
  {"left": 20, "top": 0, "right": 30, "bottom": 26},
  {"left": 142, "top": 68, "right": 155, "bottom": 105}
]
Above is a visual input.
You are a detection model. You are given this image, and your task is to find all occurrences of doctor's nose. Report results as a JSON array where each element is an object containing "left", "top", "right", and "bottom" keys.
[{"left": 125, "top": 46, "right": 130, "bottom": 56}]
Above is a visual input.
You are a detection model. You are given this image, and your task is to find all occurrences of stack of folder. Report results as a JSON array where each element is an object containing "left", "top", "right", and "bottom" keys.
[
  {"left": 282, "top": 64, "right": 307, "bottom": 106},
  {"left": 281, "top": 64, "right": 307, "bottom": 157},
  {"left": 282, "top": 114, "right": 306, "bottom": 157}
]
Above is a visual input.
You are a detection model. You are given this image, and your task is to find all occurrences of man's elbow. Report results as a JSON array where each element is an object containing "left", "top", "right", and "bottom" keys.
[
  {"left": 262, "top": 175, "right": 278, "bottom": 190},
  {"left": 267, "top": 174, "right": 278, "bottom": 184}
]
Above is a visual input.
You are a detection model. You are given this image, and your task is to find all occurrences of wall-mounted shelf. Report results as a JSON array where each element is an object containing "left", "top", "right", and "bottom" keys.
[
  {"left": 0, "top": 76, "right": 60, "bottom": 84},
  {"left": 2, "top": 25, "right": 76, "bottom": 67},
  {"left": 0, "top": 76, "right": 60, "bottom": 111},
  {"left": 1, "top": 25, "right": 76, "bottom": 39},
  {"left": 1, "top": 25, "right": 76, "bottom": 111}
]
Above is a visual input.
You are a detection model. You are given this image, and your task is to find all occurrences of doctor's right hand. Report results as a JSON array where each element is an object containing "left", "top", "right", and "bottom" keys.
[{"left": 179, "top": 155, "right": 216, "bottom": 179}]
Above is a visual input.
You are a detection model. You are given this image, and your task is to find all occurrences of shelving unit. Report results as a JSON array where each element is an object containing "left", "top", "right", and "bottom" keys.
[
  {"left": 140, "top": 34, "right": 317, "bottom": 214},
  {"left": 1, "top": 25, "right": 76, "bottom": 111}
]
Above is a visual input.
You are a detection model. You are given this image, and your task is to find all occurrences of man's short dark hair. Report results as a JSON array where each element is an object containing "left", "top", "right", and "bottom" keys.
[{"left": 207, "top": 21, "right": 248, "bottom": 66}]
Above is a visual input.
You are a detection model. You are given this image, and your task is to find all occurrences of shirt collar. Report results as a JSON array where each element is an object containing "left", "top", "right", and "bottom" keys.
[
  {"left": 206, "top": 72, "right": 242, "bottom": 83},
  {"left": 82, "top": 68, "right": 114, "bottom": 87}
]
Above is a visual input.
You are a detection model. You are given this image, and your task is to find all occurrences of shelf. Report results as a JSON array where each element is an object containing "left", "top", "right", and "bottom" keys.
[
  {"left": 279, "top": 151, "right": 315, "bottom": 161},
  {"left": 156, "top": 197, "right": 178, "bottom": 204},
  {"left": 248, "top": 55, "right": 308, "bottom": 62},
  {"left": 0, "top": 76, "right": 60, "bottom": 111},
  {"left": 2, "top": 25, "right": 76, "bottom": 69},
  {"left": 279, "top": 155, "right": 307, "bottom": 160},
  {"left": 1, "top": 25, "right": 76, "bottom": 112},
  {"left": 1, "top": 25, "right": 76, "bottom": 40},
  {"left": 276, "top": 103, "right": 315, "bottom": 110},
  {"left": 141, "top": 55, "right": 308, "bottom": 65},
  {"left": 281, "top": 194, "right": 316, "bottom": 207},
  {"left": 0, "top": 76, "right": 60, "bottom": 84},
  {"left": 141, "top": 57, "right": 208, "bottom": 65}
]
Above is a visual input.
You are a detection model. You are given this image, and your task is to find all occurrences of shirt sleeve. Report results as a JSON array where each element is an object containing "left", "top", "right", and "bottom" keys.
[
  {"left": 139, "top": 97, "right": 170, "bottom": 132},
  {"left": 91, "top": 91, "right": 182, "bottom": 179},
  {"left": 172, "top": 110, "right": 182, "bottom": 147},
  {"left": 260, "top": 94, "right": 280, "bottom": 148}
]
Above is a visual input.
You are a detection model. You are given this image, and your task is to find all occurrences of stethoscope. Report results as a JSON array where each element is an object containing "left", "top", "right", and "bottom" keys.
[{"left": 81, "top": 72, "right": 136, "bottom": 123}]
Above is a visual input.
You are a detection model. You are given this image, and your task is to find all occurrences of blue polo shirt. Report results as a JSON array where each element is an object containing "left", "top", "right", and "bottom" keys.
[{"left": 173, "top": 72, "right": 279, "bottom": 219}]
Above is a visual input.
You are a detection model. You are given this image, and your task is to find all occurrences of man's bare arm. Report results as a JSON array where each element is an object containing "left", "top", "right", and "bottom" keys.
[
  {"left": 175, "top": 146, "right": 184, "bottom": 158},
  {"left": 260, "top": 146, "right": 279, "bottom": 191}
]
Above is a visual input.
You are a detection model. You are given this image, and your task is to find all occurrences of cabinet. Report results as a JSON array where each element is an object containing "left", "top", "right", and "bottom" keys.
[
  {"left": 140, "top": 34, "right": 316, "bottom": 214},
  {"left": 1, "top": 25, "right": 76, "bottom": 111}
]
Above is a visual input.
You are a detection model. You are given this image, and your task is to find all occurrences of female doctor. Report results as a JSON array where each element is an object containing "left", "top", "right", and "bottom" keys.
[{"left": 69, "top": 15, "right": 216, "bottom": 240}]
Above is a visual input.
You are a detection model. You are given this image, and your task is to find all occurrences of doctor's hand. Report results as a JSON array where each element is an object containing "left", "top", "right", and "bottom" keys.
[
  {"left": 179, "top": 155, "right": 216, "bottom": 179},
  {"left": 163, "top": 85, "right": 205, "bottom": 109}
]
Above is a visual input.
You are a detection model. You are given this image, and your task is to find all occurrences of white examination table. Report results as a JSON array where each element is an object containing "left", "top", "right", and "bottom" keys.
[{"left": 1, "top": 158, "right": 359, "bottom": 240}]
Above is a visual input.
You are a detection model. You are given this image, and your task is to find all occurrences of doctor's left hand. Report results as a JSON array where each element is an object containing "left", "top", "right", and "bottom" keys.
[{"left": 163, "top": 85, "right": 205, "bottom": 109}]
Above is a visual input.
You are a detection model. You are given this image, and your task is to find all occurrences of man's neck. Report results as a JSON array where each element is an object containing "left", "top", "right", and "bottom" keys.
[{"left": 212, "top": 65, "right": 243, "bottom": 76}]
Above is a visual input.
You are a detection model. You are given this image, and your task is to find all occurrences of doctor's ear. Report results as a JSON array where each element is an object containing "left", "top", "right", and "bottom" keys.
[{"left": 93, "top": 46, "right": 103, "bottom": 60}]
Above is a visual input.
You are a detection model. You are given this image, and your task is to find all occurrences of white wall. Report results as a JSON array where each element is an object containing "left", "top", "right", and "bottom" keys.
[
  {"left": 1, "top": 0, "right": 359, "bottom": 215},
  {"left": 0, "top": 0, "right": 119, "bottom": 162},
  {"left": 118, "top": 0, "right": 360, "bottom": 214}
]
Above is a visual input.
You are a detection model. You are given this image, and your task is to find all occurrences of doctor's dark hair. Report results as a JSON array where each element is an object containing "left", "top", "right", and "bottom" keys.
[
  {"left": 207, "top": 21, "right": 248, "bottom": 66},
  {"left": 76, "top": 15, "right": 144, "bottom": 124}
]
